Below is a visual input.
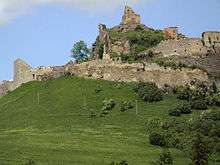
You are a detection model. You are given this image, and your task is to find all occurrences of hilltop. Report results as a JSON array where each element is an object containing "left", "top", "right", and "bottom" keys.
[
  {"left": 0, "top": 5, "right": 220, "bottom": 165},
  {"left": 0, "top": 76, "right": 219, "bottom": 164},
  {"left": 1, "top": 5, "right": 220, "bottom": 97}
]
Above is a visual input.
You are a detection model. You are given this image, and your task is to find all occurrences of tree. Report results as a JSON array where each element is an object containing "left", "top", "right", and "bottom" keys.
[
  {"left": 71, "top": 41, "right": 90, "bottom": 62},
  {"left": 190, "top": 134, "right": 210, "bottom": 165}
]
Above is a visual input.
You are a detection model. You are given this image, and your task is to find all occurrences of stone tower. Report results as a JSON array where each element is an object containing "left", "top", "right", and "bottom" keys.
[
  {"left": 14, "top": 58, "right": 33, "bottom": 87},
  {"left": 121, "top": 6, "right": 141, "bottom": 25},
  {"left": 163, "top": 27, "right": 179, "bottom": 40}
]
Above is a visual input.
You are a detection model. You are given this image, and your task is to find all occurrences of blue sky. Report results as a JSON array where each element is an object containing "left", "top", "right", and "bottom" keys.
[{"left": 0, "top": 0, "right": 220, "bottom": 80}]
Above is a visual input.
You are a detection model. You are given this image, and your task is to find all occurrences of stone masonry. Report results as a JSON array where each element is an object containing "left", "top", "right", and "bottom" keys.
[
  {"left": 67, "top": 60, "right": 209, "bottom": 87},
  {"left": 0, "top": 5, "right": 219, "bottom": 97},
  {"left": 121, "top": 6, "right": 141, "bottom": 25},
  {"left": 152, "top": 38, "right": 212, "bottom": 57},
  {"left": 0, "top": 59, "right": 66, "bottom": 96}
]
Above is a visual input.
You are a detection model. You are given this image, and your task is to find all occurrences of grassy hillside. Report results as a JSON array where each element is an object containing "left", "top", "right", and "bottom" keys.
[{"left": 0, "top": 77, "right": 219, "bottom": 165}]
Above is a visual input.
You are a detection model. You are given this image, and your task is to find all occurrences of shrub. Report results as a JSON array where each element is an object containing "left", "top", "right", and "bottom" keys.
[
  {"left": 200, "top": 110, "right": 220, "bottom": 121},
  {"left": 25, "top": 160, "right": 35, "bottom": 165},
  {"left": 161, "top": 118, "right": 176, "bottom": 130},
  {"left": 109, "top": 160, "right": 128, "bottom": 165},
  {"left": 199, "top": 119, "right": 215, "bottom": 136},
  {"left": 179, "top": 103, "right": 192, "bottom": 114},
  {"left": 149, "top": 130, "right": 166, "bottom": 147},
  {"left": 176, "top": 86, "right": 192, "bottom": 101},
  {"left": 168, "top": 108, "right": 181, "bottom": 117},
  {"left": 213, "top": 93, "right": 220, "bottom": 106},
  {"left": 191, "top": 100, "right": 208, "bottom": 110},
  {"left": 120, "top": 101, "right": 133, "bottom": 112},
  {"left": 135, "top": 82, "right": 163, "bottom": 102},
  {"left": 190, "top": 134, "right": 211, "bottom": 165},
  {"left": 102, "top": 99, "right": 116, "bottom": 114},
  {"left": 158, "top": 149, "right": 173, "bottom": 165},
  {"left": 95, "top": 88, "right": 102, "bottom": 94},
  {"left": 146, "top": 117, "right": 162, "bottom": 132}
]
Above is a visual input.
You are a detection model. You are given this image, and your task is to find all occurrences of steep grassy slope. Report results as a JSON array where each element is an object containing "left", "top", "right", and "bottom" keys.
[{"left": 0, "top": 77, "right": 219, "bottom": 165}]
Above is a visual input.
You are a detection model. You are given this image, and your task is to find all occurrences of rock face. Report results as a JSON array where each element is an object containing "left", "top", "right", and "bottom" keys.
[{"left": 122, "top": 6, "right": 141, "bottom": 25}]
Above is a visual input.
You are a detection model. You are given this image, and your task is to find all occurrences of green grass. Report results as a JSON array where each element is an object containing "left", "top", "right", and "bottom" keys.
[{"left": 0, "top": 76, "right": 219, "bottom": 165}]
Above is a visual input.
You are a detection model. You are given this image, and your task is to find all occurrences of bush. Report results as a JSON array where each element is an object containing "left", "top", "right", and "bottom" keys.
[
  {"left": 190, "top": 134, "right": 211, "bottom": 165},
  {"left": 109, "top": 160, "right": 128, "bottom": 165},
  {"left": 135, "top": 82, "right": 163, "bottom": 102},
  {"left": 179, "top": 103, "right": 192, "bottom": 114},
  {"left": 158, "top": 149, "right": 173, "bottom": 165},
  {"left": 191, "top": 100, "right": 208, "bottom": 110},
  {"left": 200, "top": 110, "right": 220, "bottom": 121},
  {"left": 149, "top": 130, "right": 166, "bottom": 147},
  {"left": 176, "top": 86, "right": 192, "bottom": 101},
  {"left": 120, "top": 101, "right": 133, "bottom": 112},
  {"left": 25, "top": 160, "right": 35, "bottom": 165},
  {"left": 213, "top": 93, "right": 220, "bottom": 106},
  {"left": 146, "top": 117, "right": 162, "bottom": 132},
  {"left": 102, "top": 99, "right": 116, "bottom": 114},
  {"left": 168, "top": 108, "right": 181, "bottom": 117}
]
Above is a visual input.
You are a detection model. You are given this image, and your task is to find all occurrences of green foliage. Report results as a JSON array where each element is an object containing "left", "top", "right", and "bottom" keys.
[
  {"left": 200, "top": 110, "right": 220, "bottom": 121},
  {"left": 176, "top": 81, "right": 220, "bottom": 109},
  {"left": 109, "top": 160, "right": 128, "bottom": 165},
  {"left": 120, "top": 101, "right": 133, "bottom": 112},
  {"left": 157, "top": 149, "right": 173, "bottom": 165},
  {"left": 108, "top": 27, "right": 164, "bottom": 62},
  {"left": 25, "top": 160, "right": 35, "bottom": 165},
  {"left": 71, "top": 40, "right": 90, "bottom": 62},
  {"left": 190, "top": 134, "right": 211, "bottom": 165},
  {"left": 134, "top": 82, "right": 163, "bottom": 102},
  {"left": 147, "top": 109, "right": 220, "bottom": 161},
  {"left": 149, "top": 130, "right": 166, "bottom": 147},
  {"left": 102, "top": 99, "right": 116, "bottom": 114},
  {"left": 179, "top": 103, "right": 192, "bottom": 114},
  {"left": 176, "top": 86, "right": 193, "bottom": 101},
  {"left": 94, "top": 87, "right": 102, "bottom": 94},
  {"left": 168, "top": 103, "right": 192, "bottom": 116},
  {"left": 168, "top": 108, "right": 181, "bottom": 117},
  {"left": 191, "top": 100, "right": 208, "bottom": 110},
  {"left": 96, "top": 41, "right": 104, "bottom": 59},
  {"left": 0, "top": 76, "right": 219, "bottom": 164},
  {"left": 146, "top": 117, "right": 162, "bottom": 132}
]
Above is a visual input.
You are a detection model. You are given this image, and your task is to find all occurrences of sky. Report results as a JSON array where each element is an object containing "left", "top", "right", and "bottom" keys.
[{"left": 0, "top": 0, "right": 220, "bottom": 80}]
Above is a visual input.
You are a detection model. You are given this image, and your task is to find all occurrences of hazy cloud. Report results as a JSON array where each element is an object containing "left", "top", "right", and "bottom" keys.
[{"left": 0, "top": 0, "right": 144, "bottom": 25}]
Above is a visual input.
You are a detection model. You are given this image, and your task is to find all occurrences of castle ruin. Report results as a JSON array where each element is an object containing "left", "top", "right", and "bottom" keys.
[{"left": 1, "top": 6, "right": 219, "bottom": 97}]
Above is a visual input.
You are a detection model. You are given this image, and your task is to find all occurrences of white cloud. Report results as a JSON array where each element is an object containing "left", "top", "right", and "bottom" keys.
[{"left": 0, "top": 0, "right": 144, "bottom": 25}]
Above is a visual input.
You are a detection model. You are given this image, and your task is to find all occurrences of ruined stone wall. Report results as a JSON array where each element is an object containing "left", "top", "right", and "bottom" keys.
[
  {"left": 13, "top": 59, "right": 34, "bottom": 87},
  {"left": 202, "top": 31, "right": 220, "bottom": 48},
  {"left": 122, "top": 6, "right": 140, "bottom": 25},
  {"left": 13, "top": 59, "right": 54, "bottom": 88},
  {"left": 67, "top": 60, "right": 209, "bottom": 87},
  {"left": 0, "top": 81, "right": 15, "bottom": 96},
  {"left": 163, "top": 27, "right": 178, "bottom": 40},
  {"left": 153, "top": 38, "right": 210, "bottom": 57},
  {"left": 0, "top": 59, "right": 65, "bottom": 97}
]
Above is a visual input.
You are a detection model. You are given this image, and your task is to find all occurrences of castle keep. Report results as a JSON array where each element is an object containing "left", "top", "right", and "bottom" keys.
[{"left": 0, "top": 6, "right": 219, "bottom": 97}]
